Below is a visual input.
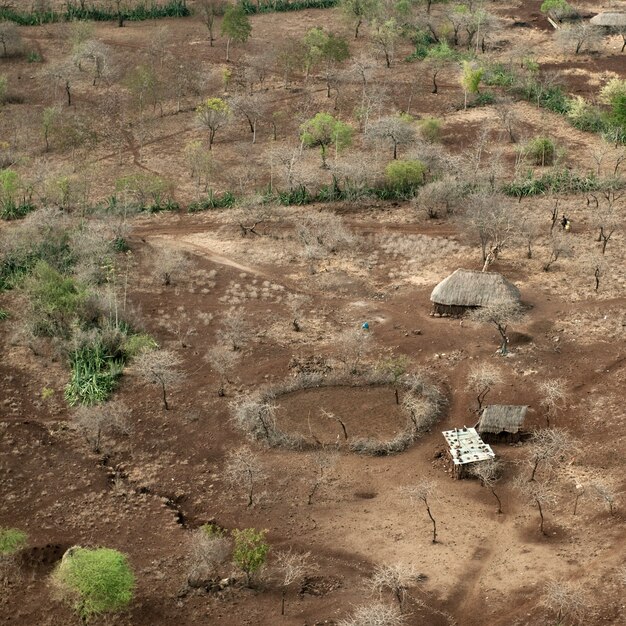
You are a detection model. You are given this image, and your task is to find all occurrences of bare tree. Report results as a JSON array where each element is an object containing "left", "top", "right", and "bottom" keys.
[
  {"left": 187, "top": 526, "right": 231, "bottom": 587},
  {"left": 0, "top": 21, "right": 22, "bottom": 57},
  {"left": 369, "top": 115, "right": 416, "bottom": 160},
  {"left": 206, "top": 344, "right": 241, "bottom": 396},
  {"left": 519, "top": 213, "right": 543, "bottom": 259},
  {"left": 538, "top": 379, "right": 566, "bottom": 427},
  {"left": 224, "top": 444, "right": 266, "bottom": 507},
  {"left": 274, "top": 550, "right": 316, "bottom": 615},
  {"left": 415, "top": 176, "right": 464, "bottom": 219},
  {"left": 466, "top": 363, "right": 503, "bottom": 414},
  {"left": 590, "top": 480, "right": 618, "bottom": 515},
  {"left": 338, "top": 601, "right": 405, "bottom": 626},
  {"left": 135, "top": 349, "right": 183, "bottom": 410},
  {"left": 229, "top": 93, "right": 268, "bottom": 144},
  {"left": 526, "top": 428, "right": 578, "bottom": 482},
  {"left": 543, "top": 230, "right": 573, "bottom": 271},
  {"left": 230, "top": 393, "right": 279, "bottom": 444},
  {"left": 469, "top": 300, "right": 524, "bottom": 355},
  {"left": 557, "top": 23, "right": 603, "bottom": 55},
  {"left": 73, "top": 401, "right": 130, "bottom": 453},
  {"left": 470, "top": 458, "right": 503, "bottom": 514},
  {"left": 542, "top": 580, "right": 587, "bottom": 625},
  {"left": 513, "top": 475, "right": 557, "bottom": 535},
  {"left": 295, "top": 211, "right": 355, "bottom": 259},
  {"left": 334, "top": 327, "right": 371, "bottom": 375},
  {"left": 403, "top": 481, "right": 438, "bottom": 543},
  {"left": 306, "top": 447, "right": 338, "bottom": 504},
  {"left": 197, "top": 0, "right": 226, "bottom": 46},
  {"left": 152, "top": 247, "right": 191, "bottom": 286},
  {"left": 495, "top": 99, "right": 518, "bottom": 143},
  {"left": 73, "top": 40, "right": 112, "bottom": 86},
  {"left": 587, "top": 189, "right": 622, "bottom": 255},
  {"left": 369, "top": 563, "right": 422, "bottom": 614},
  {"left": 216, "top": 307, "right": 250, "bottom": 351}
]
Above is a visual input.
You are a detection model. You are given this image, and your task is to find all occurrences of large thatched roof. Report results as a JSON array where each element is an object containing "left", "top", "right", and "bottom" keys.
[
  {"left": 590, "top": 12, "right": 626, "bottom": 26},
  {"left": 479, "top": 405, "right": 528, "bottom": 434},
  {"left": 430, "top": 269, "right": 521, "bottom": 307}
]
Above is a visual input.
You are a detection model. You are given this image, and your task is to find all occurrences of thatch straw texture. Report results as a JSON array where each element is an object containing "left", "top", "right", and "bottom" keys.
[
  {"left": 590, "top": 12, "right": 626, "bottom": 26},
  {"left": 430, "top": 269, "right": 520, "bottom": 308},
  {"left": 479, "top": 405, "right": 528, "bottom": 434}
]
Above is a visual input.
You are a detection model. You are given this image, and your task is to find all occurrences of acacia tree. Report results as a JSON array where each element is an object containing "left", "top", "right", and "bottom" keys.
[
  {"left": 339, "top": 0, "right": 380, "bottom": 39},
  {"left": 371, "top": 18, "right": 399, "bottom": 68},
  {"left": 369, "top": 563, "right": 420, "bottom": 614},
  {"left": 300, "top": 112, "right": 353, "bottom": 168},
  {"left": 469, "top": 300, "right": 524, "bottom": 356},
  {"left": 196, "top": 98, "right": 231, "bottom": 150},
  {"left": 274, "top": 550, "right": 316, "bottom": 615},
  {"left": 538, "top": 378, "right": 566, "bottom": 427},
  {"left": 369, "top": 114, "right": 416, "bottom": 160},
  {"left": 134, "top": 349, "right": 183, "bottom": 410},
  {"left": 403, "top": 481, "right": 438, "bottom": 543},
  {"left": 206, "top": 344, "right": 241, "bottom": 396},
  {"left": 73, "top": 401, "right": 130, "bottom": 453},
  {"left": 225, "top": 445, "right": 266, "bottom": 507},
  {"left": 221, "top": 4, "right": 251, "bottom": 62},
  {"left": 424, "top": 42, "right": 457, "bottom": 94},
  {"left": 470, "top": 459, "right": 504, "bottom": 514},
  {"left": 466, "top": 363, "right": 503, "bottom": 414},
  {"left": 460, "top": 60, "right": 483, "bottom": 109},
  {"left": 152, "top": 247, "right": 190, "bottom": 286},
  {"left": 513, "top": 476, "right": 557, "bottom": 535},
  {"left": 187, "top": 525, "right": 231, "bottom": 587},
  {"left": 526, "top": 428, "right": 578, "bottom": 482}
]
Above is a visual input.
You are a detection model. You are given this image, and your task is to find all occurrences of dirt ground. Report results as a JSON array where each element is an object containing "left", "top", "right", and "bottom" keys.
[{"left": 1, "top": 1, "right": 626, "bottom": 625}]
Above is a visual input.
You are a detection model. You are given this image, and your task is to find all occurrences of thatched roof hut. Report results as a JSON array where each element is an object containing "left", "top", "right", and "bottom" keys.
[
  {"left": 430, "top": 269, "right": 520, "bottom": 316},
  {"left": 478, "top": 405, "right": 528, "bottom": 443},
  {"left": 590, "top": 12, "right": 626, "bottom": 26}
]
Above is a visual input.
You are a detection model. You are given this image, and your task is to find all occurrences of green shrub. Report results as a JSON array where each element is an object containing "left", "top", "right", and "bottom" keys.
[
  {"left": 188, "top": 190, "right": 236, "bottom": 212},
  {"left": 483, "top": 63, "right": 517, "bottom": 88},
  {"left": 566, "top": 96, "right": 606, "bottom": 133},
  {"left": 0, "top": 309, "right": 9, "bottom": 320},
  {"left": 0, "top": 528, "right": 27, "bottom": 555},
  {"left": 65, "top": 340, "right": 124, "bottom": 406},
  {"left": 540, "top": 0, "right": 575, "bottom": 19},
  {"left": 122, "top": 333, "right": 157, "bottom": 359},
  {"left": 25, "top": 261, "right": 88, "bottom": 338},
  {"left": 385, "top": 160, "right": 426, "bottom": 195},
  {"left": 502, "top": 169, "right": 607, "bottom": 198},
  {"left": 52, "top": 547, "right": 134, "bottom": 622},
  {"left": 201, "top": 523, "right": 226, "bottom": 538},
  {"left": 418, "top": 117, "right": 442, "bottom": 142},
  {"left": 239, "top": 0, "right": 338, "bottom": 14},
  {"left": 521, "top": 137, "right": 558, "bottom": 166},
  {"left": 232, "top": 528, "right": 269, "bottom": 586}
]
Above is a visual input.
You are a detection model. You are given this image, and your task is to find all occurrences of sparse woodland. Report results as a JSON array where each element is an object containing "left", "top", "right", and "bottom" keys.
[{"left": 0, "top": 0, "right": 625, "bottom": 624}]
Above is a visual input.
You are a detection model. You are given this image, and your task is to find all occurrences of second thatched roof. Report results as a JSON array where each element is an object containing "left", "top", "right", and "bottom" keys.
[
  {"left": 430, "top": 269, "right": 521, "bottom": 308},
  {"left": 590, "top": 12, "right": 626, "bottom": 26},
  {"left": 479, "top": 405, "right": 528, "bottom": 434}
]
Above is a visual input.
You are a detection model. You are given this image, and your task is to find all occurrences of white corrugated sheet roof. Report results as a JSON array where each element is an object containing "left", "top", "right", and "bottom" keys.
[{"left": 442, "top": 427, "right": 495, "bottom": 465}]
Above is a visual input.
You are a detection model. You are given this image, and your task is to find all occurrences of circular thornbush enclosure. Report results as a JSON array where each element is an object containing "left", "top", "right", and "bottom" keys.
[{"left": 230, "top": 370, "right": 444, "bottom": 456}]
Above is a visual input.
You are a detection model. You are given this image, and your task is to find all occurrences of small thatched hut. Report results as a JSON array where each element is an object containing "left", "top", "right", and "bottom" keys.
[
  {"left": 478, "top": 405, "right": 528, "bottom": 443},
  {"left": 430, "top": 269, "right": 521, "bottom": 316},
  {"left": 590, "top": 12, "right": 626, "bottom": 27}
]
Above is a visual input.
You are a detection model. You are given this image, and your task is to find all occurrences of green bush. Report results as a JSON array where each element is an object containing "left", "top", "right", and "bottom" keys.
[
  {"left": 232, "top": 528, "right": 269, "bottom": 586},
  {"left": 0, "top": 528, "right": 27, "bottom": 555},
  {"left": 418, "top": 117, "right": 442, "bottom": 142},
  {"left": 0, "top": 309, "right": 9, "bottom": 320},
  {"left": 122, "top": 333, "right": 158, "bottom": 359},
  {"left": 522, "top": 137, "right": 558, "bottom": 166},
  {"left": 502, "top": 169, "right": 606, "bottom": 198},
  {"left": 385, "top": 160, "right": 426, "bottom": 195},
  {"left": 239, "top": 0, "right": 338, "bottom": 14},
  {"left": 188, "top": 190, "right": 237, "bottom": 212},
  {"left": 25, "top": 261, "right": 88, "bottom": 338},
  {"left": 52, "top": 547, "right": 134, "bottom": 622},
  {"left": 472, "top": 91, "right": 496, "bottom": 107},
  {"left": 65, "top": 340, "right": 125, "bottom": 406},
  {"left": 27, "top": 50, "right": 42, "bottom": 63},
  {"left": 483, "top": 63, "right": 517, "bottom": 88}
]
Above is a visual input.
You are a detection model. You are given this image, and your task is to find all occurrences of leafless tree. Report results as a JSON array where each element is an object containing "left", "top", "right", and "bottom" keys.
[
  {"left": 47, "top": 59, "right": 78, "bottom": 106},
  {"left": 295, "top": 211, "right": 355, "bottom": 259},
  {"left": 403, "top": 481, "right": 438, "bottom": 543},
  {"left": 495, "top": 99, "right": 518, "bottom": 143},
  {"left": 206, "top": 344, "right": 241, "bottom": 397},
  {"left": 274, "top": 550, "right": 317, "bottom": 615},
  {"left": 73, "top": 40, "right": 112, "bottom": 86},
  {"left": 543, "top": 230, "right": 573, "bottom": 271},
  {"left": 135, "top": 349, "right": 183, "bottom": 410},
  {"left": 587, "top": 189, "right": 622, "bottom": 254},
  {"left": 230, "top": 93, "right": 268, "bottom": 144},
  {"left": 338, "top": 602, "right": 405, "bottom": 626},
  {"left": 216, "top": 307, "right": 250, "bottom": 352},
  {"left": 224, "top": 444, "right": 266, "bottom": 507},
  {"left": 470, "top": 458, "right": 503, "bottom": 514},
  {"left": 197, "top": 0, "right": 227, "bottom": 46},
  {"left": 369, "top": 115, "right": 416, "bottom": 160},
  {"left": 469, "top": 300, "right": 524, "bottom": 355},
  {"left": 557, "top": 23, "right": 603, "bottom": 55},
  {"left": 230, "top": 393, "right": 279, "bottom": 444},
  {"left": 369, "top": 563, "right": 422, "bottom": 614},
  {"left": 306, "top": 447, "right": 338, "bottom": 504},
  {"left": 541, "top": 580, "right": 587, "bottom": 625},
  {"left": 538, "top": 379, "right": 566, "bottom": 427},
  {"left": 513, "top": 475, "right": 557, "bottom": 535},
  {"left": 590, "top": 480, "right": 618, "bottom": 515},
  {"left": 526, "top": 428, "right": 578, "bottom": 482},
  {"left": 519, "top": 213, "right": 543, "bottom": 259},
  {"left": 187, "top": 527, "right": 231, "bottom": 587},
  {"left": 415, "top": 176, "right": 464, "bottom": 219},
  {"left": 73, "top": 401, "right": 130, "bottom": 453},
  {"left": 334, "top": 327, "right": 371, "bottom": 375},
  {"left": 151, "top": 247, "right": 191, "bottom": 286},
  {"left": 0, "top": 21, "right": 22, "bottom": 57},
  {"left": 466, "top": 363, "right": 503, "bottom": 414}
]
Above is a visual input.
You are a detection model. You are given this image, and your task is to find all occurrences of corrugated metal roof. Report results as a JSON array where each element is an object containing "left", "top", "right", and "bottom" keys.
[{"left": 442, "top": 427, "right": 495, "bottom": 465}]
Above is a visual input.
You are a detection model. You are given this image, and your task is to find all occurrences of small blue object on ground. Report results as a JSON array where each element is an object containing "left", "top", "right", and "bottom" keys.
[{"left": 362, "top": 322, "right": 369, "bottom": 330}]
